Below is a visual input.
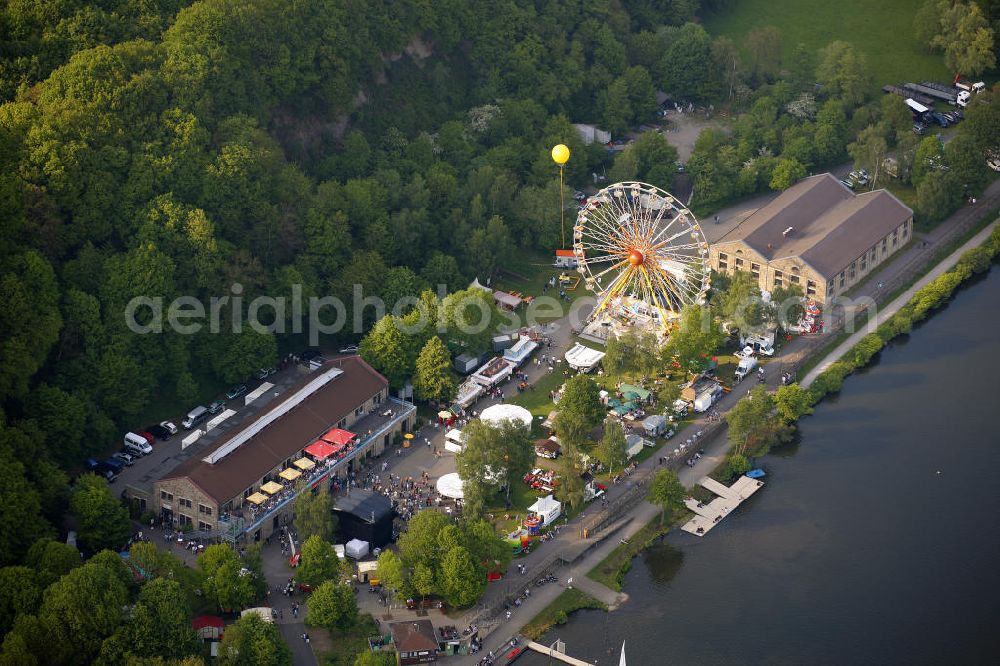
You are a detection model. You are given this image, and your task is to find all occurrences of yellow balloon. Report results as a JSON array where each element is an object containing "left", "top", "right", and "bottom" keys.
[{"left": 551, "top": 144, "right": 570, "bottom": 165}]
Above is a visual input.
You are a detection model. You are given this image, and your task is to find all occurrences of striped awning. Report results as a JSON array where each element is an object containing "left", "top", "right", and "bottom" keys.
[
  {"left": 279, "top": 467, "right": 302, "bottom": 481},
  {"left": 293, "top": 458, "right": 315, "bottom": 470}
]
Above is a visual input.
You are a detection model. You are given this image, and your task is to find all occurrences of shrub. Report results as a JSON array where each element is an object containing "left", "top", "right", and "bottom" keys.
[{"left": 849, "top": 334, "right": 884, "bottom": 367}]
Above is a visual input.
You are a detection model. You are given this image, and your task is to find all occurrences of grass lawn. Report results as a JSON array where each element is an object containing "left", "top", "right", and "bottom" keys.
[
  {"left": 586, "top": 518, "right": 674, "bottom": 592},
  {"left": 313, "top": 614, "right": 381, "bottom": 666},
  {"left": 520, "top": 588, "right": 607, "bottom": 641},
  {"left": 508, "top": 370, "right": 566, "bottom": 417},
  {"left": 703, "top": 0, "right": 951, "bottom": 96},
  {"left": 492, "top": 249, "right": 593, "bottom": 326}
]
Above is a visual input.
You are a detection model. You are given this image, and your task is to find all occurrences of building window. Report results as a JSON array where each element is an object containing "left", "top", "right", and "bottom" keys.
[
  {"left": 178, "top": 514, "right": 192, "bottom": 527},
  {"left": 773, "top": 276, "right": 782, "bottom": 287},
  {"left": 902, "top": 224, "right": 908, "bottom": 238},
  {"left": 827, "top": 280, "right": 834, "bottom": 293},
  {"left": 160, "top": 491, "right": 172, "bottom": 501},
  {"left": 735, "top": 257, "right": 744, "bottom": 269},
  {"left": 892, "top": 230, "right": 898, "bottom": 246},
  {"left": 719, "top": 252, "right": 728, "bottom": 261},
  {"left": 774, "top": 269, "right": 783, "bottom": 280},
  {"left": 789, "top": 274, "right": 800, "bottom": 284},
  {"left": 718, "top": 259, "right": 728, "bottom": 270},
  {"left": 807, "top": 280, "right": 817, "bottom": 296},
  {"left": 198, "top": 521, "right": 212, "bottom": 531},
  {"left": 882, "top": 238, "right": 888, "bottom": 251},
  {"left": 750, "top": 262, "right": 760, "bottom": 278},
  {"left": 839, "top": 272, "right": 846, "bottom": 288},
  {"left": 199, "top": 504, "right": 212, "bottom": 516}
]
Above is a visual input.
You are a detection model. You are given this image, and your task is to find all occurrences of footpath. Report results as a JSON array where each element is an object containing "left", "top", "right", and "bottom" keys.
[{"left": 802, "top": 216, "right": 1000, "bottom": 387}]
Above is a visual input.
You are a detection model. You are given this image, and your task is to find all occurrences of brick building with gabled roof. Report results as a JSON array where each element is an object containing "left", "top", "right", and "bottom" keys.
[
  {"left": 709, "top": 174, "right": 913, "bottom": 303},
  {"left": 153, "top": 355, "right": 414, "bottom": 542}
]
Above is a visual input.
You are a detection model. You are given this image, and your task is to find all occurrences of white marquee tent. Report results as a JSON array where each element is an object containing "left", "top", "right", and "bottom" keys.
[
  {"left": 436, "top": 473, "right": 465, "bottom": 499},
  {"left": 480, "top": 403, "right": 533, "bottom": 429},
  {"left": 527, "top": 495, "right": 562, "bottom": 526},
  {"left": 565, "top": 343, "right": 606, "bottom": 372}
]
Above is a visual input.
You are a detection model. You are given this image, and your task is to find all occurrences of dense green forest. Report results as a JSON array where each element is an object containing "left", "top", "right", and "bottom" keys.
[{"left": 0, "top": 0, "right": 997, "bottom": 663}]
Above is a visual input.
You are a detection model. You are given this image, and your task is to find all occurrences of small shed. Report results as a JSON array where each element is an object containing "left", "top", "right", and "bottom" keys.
[
  {"left": 357, "top": 560, "right": 379, "bottom": 582},
  {"left": 643, "top": 414, "right": 668, "bottom": 437},
  {"left": 554, "top": 249, "right": 579, "bottom": 268},
  {"left": 454, "top": 353, "right": 479, "bottom": 375},
  {"left": 527, "top": 495, "right": 562, "bottom": 526},
  {"left": 390, "top": 620, "right": 438, "bottom": 665},
  {"left": 626, "top": 434, "right": 649, "bottom": 459}
]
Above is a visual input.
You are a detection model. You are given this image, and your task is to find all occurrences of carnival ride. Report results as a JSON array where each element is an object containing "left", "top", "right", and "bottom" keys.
[{"left": 572, "top": 181, "right": 710, "bottom": 330}]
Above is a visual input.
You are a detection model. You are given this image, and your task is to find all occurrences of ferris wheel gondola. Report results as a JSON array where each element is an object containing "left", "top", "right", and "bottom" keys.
[{"left": 572, "top": 181, "right": 710, "bottom": 327}]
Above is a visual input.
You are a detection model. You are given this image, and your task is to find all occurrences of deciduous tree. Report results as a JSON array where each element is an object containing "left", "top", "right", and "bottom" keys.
[
  {"left": 218, "top": 613, "right": 291, "bottom": 666},
  {"left": 438, "top": 545, "right": 481, "bottom": 607},
  {"left": 294, "top": 485, "right": 337, "bottom": 543},
  {"left": 69, "top": 474, "right": 130, "bottom": 553},
  {"left": 595, "top": 420, "right": 628, "bottom": 474},
  {"left": 306, "top": 580, "right": 357, "bottom": 630},
  {"left": 647, "top": 469, "right": 685, "bottom": 525}
]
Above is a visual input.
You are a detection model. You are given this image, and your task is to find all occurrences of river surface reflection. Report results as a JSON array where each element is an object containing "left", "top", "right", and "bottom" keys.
[{"left": 526, "top": 268, "right": 1000, "bottom": 665}]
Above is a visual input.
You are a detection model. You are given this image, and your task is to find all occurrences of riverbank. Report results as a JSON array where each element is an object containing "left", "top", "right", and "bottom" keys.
[{"left": 520, "top": 215, "right": 1000, "bottom": 642}]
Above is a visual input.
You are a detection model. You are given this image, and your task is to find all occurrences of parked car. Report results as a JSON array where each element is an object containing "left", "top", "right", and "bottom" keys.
[
  {"left": 123, "top": 433, "right": 153, "bottom": 456},
  {"left": 930, "top": 112, "right": 951, "bottom": 127},
  {"left": 112, "top": 452, "right": 136, "bottom": 466},
  {"left": 138, "top": 431, "right": 156, "bottom": 445},
  {"left": 85, "top": 458, "right": 117, "bottom": 482},
  {"left": 839, "top": 178, "right": 855, "bottom": 189},
  {"left": 912, "top": 122, "right": 926, "bottom": 135},
  {"left": 145, "top": 424, "right": 173, "bottom": 440},
  {"left": 160, "top": 421, "right": 178, "bottom": 435},
  {"left": 208, "top": 399, "right": 226, "bottom": 415},
  {"left": 256, "top": 367, "right": 277, "bottom": 379},
  {"left": 226, "top": 384, "right": 248, "bottom": 400},
  {"left": 102, "top": 457, "right": 125, "bottom": 475},
  {"left": 300, "top": 348, "right": 322, "bottom": 362},
  {"left": 182, "top": 405, "right": 208, "bottom": 429},
  {"left": 987, "top": 157, "right": 1000, "bottom": 172},
  {"left": 338, "top": 345, "right": 359, "bottom": 354}
]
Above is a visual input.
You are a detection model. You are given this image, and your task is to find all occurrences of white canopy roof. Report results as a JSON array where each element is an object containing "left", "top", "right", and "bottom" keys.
[
  {"left": 480, "top": 403, "right": 533, "bottom": 429},
  {"left": 527, "top": 495, "right": 562, "bottom": 525},
  {"left": 436, "top": 473, "right": 465, "bottom": 499},
  {"left": 565, "top": 343, "right": 606, "bottom": 370}
]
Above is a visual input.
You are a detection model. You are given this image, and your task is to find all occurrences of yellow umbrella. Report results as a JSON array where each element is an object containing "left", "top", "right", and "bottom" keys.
[
  {"left": 260, "top": 481, "right": 283, "bottom": 495},
  {"left": 404, "top": 433, "right": 414, "bottom": 439},
  {"left": 293, "top": 458, "right": 315, "bottom": 471},
  {"left": 246, "top": 492, "right": 268, "bottom": 505},
  {"left": 279, "top": 467, "right": 302, "bottom": 481}
]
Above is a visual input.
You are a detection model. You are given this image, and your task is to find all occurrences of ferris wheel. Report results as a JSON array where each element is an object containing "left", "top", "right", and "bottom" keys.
[{"left": 572, "top": 181, "right": 710, "bottom": 326}]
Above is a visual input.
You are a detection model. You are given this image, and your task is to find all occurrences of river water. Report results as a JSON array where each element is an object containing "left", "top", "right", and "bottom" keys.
[{"left": 528, "top": 268, "right": 1000, "bottom": 665}]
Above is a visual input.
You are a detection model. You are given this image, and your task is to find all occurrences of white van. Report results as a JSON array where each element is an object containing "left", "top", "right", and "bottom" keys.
[
  {"left": 182, "top": 405, "right": 209, "bottom": 429},
  {"left": 123, "top": 432, "right": 153, "bottom": 455}
]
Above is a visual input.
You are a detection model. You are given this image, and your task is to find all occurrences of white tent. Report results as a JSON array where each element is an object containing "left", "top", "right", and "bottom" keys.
[
  {"left": 240, "top": 607, "right": 274, "bottom": 623},
  {"left": 564, "top": 343, "right": 606, "bottom": 372},
  {"left": 345, "top": 538, "right": 369, "bottom": 560},
  {"left": 527, "top": 495, "right": 562, "bottom": 526},
  {"left": 480, "top": 403, "right": 533, "bottom": 429},
  {"left": 444, "top": 429, "right": 466, "bottom": 453},
  {"left": 436, "top": 473, "right": 465, "bottom": 499}
]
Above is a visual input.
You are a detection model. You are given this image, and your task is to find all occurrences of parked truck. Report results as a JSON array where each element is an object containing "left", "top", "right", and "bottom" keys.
[
  {"left": 906, "top": 82, "right": 957, "bottom": 105},
  {"left": 882, "top": 85, "right": 935, "bottom": 107}
]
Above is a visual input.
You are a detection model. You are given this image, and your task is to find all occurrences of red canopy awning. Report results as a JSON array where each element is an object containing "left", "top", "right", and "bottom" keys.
[
  {"left": 304, "top": 440, "right": 337, "bottom": 460},
  {"left": 321, "top": 427, "right": 356, "bottom": 446}
]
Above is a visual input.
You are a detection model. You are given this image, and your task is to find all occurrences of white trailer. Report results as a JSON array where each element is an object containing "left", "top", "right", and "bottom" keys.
[
  {"left": 905, "top": 98, "right": 930, "bottom": 116},
  {"left": 471, "top": 356, "right": 515, "bottom": 387}
]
